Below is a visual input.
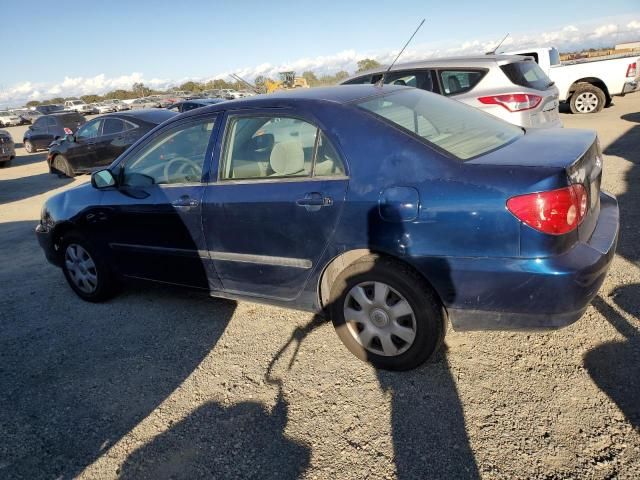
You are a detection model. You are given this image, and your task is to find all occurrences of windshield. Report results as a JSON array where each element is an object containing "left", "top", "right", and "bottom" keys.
[{"left": 357, "top": 89, "right": 523, "bottom": 160}]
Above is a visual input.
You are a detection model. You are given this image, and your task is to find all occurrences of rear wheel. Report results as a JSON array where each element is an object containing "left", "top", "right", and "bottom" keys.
[
  {"left": 0, "top": 158, "right": 12, "bottom": 168},
  {"left": 329, "top": 255, "right": 446, "bottom": 370},
  {"left": 24, "top": 139, "right": 36, "bottom": 153},
  {"left": 60, "top": 233, "right": 118, "bottom": 302},
  {"left": 52, "top": 154, "right": 75, "bottom": 177},
  {"left": 570, "top": 84, "right": 605, "bottom": 114}
]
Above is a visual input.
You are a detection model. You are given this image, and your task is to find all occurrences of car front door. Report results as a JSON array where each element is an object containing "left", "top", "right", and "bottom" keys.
[
  {"left": 93, "top": 117, "right": 127, "bottom": 167},
  {"left": 97, "top": 114, "right": 220, "bottom": 289},
  {"left": 202, "top": 112, "right": 349, "bottom": 300},
  {"left": 28, "top": 118, "right": 49, "bottom": 148},
  {"left": 67, "top": 119, "right": 102, "bottom": 171}
]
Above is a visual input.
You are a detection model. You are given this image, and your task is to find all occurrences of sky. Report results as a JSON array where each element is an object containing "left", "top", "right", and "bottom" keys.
[{"left": 1, "top": 0, "right": 639, "bottom": 107}]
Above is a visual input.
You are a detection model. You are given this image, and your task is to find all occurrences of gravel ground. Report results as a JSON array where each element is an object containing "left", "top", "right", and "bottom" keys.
[{"left": 0, "top": 98, "right": 639, "bottom": 480}]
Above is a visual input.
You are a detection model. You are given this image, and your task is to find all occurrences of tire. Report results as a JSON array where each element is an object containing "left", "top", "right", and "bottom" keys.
[
  {"left": 52, "top": 154, "right": 75, "bottom": 177},
  {"left": 60, "top": 233, "right": 118, "bottom": 302},
  {"left": 0, "top": 158, "right": 11, "bottom": 168},
  {"left": 328, "top": 255, "right": 446, "bottom": 371},
  {"left": 24, "top": 139, "right": 36, "bottom": 153},
  {"left": 570, "top": 83, "right": 605, "bottom": 114}
]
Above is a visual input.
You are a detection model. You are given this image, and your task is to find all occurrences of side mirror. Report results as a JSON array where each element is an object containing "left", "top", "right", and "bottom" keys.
[
  {"left": 28, "top": 125, "right": 33, "bottom": 130},
  {"left": 91, "top": 169, "right": 116, "bottom": 189}
]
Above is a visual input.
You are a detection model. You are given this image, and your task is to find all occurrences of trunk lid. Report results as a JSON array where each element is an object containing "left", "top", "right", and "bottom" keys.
[{"left": 469, "top": 128, "right": 602, "bottom": 242}]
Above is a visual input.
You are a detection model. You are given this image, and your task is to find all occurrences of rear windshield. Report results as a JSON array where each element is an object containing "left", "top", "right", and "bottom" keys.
[
  {"left": 357, "top": 88, "right": 523, "bottom": 160},
  {"left": 500, "top": 61, "right": 553, "bottom": 90},
  {"left": 60, "top": 113, "right": 85, "bottom": 128}
]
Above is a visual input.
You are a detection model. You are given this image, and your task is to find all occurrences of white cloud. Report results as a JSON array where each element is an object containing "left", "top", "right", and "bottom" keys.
[{"left": 1, "top": 17, "right": 639, "bottom": 108}]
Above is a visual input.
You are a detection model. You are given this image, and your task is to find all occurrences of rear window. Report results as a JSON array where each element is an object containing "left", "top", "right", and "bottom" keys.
[
  {"left": 500, "top": 61, "right": 553, "bottom": 91},
  {"left": 438, "top": 70, "right": 486, "bottom": 96},
  {"left": 357, "top": 88, "right": 523, "bottom": 160},
  {"left": 60, "top": 113, "right": 85, "bottom": 128}
]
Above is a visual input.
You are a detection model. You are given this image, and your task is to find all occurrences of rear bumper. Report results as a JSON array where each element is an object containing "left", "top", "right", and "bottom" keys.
[
  {"left": 622, "top": 80, "right": 639, "bottom": 95},
  {"left": 413, "top": 191, "right": 619, "bottom": 331}
]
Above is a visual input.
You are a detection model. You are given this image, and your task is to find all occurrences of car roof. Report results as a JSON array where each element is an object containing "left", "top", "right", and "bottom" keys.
[
  {"left": 102, "top": 109, "right": 177, "bottom": 124},
  {"left": 343, "top": 54, "right": 529, "bottom": 80},
  {"left": 178, "top": 85, "right": 404, "bottom": 118},
  {"left": 43, "top": 112, "right": 84, "bottom": 118}
]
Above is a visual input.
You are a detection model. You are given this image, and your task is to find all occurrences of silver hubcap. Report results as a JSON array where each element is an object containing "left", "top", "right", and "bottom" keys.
[
  {"left": 343, "top": 281, "right": 417, "bottom": 357},
  {"left": 575, "top": 92, "right": 599, "bottom": 113},
  {"left": 65, "top": 244, "right": 98, "bottom": 294}
]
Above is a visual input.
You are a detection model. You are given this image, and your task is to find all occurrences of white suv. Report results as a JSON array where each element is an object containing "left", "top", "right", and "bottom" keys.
[
  {"left": 341, "top": 55, "right": 561, "bottom": 129},
  {"left": 64, "top": 100, "right": 95, "bottom": 115}
]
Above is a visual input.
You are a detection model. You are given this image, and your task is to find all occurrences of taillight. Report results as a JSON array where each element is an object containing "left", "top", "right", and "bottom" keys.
[
  {"left": 626, "top": 62, "right": 637, "bottom": 78},
  {"left": 478, "top": 94, "right": 542, "bottom": 112},
  {"left": 507, "top": 184, "right": 588, "bottom": 235}
]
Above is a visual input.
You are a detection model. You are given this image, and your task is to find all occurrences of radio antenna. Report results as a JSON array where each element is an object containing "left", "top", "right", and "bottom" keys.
[
  {"left": 376, "top": 18, "right": 425, "bottom": 87},
  {"left": 486, "top": 33, "right": 510, "bottom": 55}
]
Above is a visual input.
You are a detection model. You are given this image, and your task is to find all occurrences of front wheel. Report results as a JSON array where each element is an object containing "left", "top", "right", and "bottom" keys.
[
  {"left": 329, "top": 255, "right": 446, "bottom": 371},
  {"left": 570, "top": 84, "right": 605, "bottom": 114},
  {"left": 61, "top": 233, "right": 119, "bottom": 302},
  {"left": 24, "top": 139, "right": 36, "bottom": 153}
]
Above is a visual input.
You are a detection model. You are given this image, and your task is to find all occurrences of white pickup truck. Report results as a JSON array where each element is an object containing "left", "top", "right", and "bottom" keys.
[
  {"left": 64, "top": 100, "right": 95, "bottom": 115},
  {"left": 505, "top": 46, "right": 639, "bottom": 114}
]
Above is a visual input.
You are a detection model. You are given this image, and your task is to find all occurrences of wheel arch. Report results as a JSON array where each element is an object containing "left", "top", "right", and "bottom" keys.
[
  {"left": 50, "top": 221, "right": 79, "bottom": 259},
  {"left": 317, "top": 249, "right": 446, "bottom": 311},
  {"left": 567, "top": 78, "right": 610, "bottom": 102}
]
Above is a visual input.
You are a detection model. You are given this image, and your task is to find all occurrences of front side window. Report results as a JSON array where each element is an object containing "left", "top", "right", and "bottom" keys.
[
  {"left": 357, "top": 89, "right": 523, "bottom": 160},
  {"left": 77, "top": 120, "right": 102, "bottom": 140},
  {"left": 221, "top": 115, "right": 345, "bottom": 180},
  {"left": 439, "top": 70, "right": 485, "bottom": 96},
  {"left": 123, "top": 118, "right": 215, "bottom": 186}
]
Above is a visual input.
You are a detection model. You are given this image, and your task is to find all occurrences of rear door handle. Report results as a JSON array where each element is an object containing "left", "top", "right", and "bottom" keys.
[
  {"left": 172, "top": 195, "right": 199, "bottom": 208},
  {"left": 296, "top": 192, "right": 333, "bottom": 211}
]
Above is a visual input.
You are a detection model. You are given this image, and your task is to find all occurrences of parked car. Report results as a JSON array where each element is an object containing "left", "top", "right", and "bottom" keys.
[
  {"left": 0, "top": 129, "right": 15, "bottom": 167},
  {"left": 64, "top": 100, "right": 95, "bottom": 115},
  {"left": 0, "top": 111, "right": 22, "bottom": 127},
  {"left": 35, "top": 85, "right": 618, "bottom": 370},
  {"left": 92, "top": 103, "right": 116, "bottom": 114},
  {"left": 10, "top": 109, "right": 32, "bottom": 125},
  {"left": 505, "top": 46, "right": 640, "bottom": 113},
  {"left": 166, "top": 98, "right": 226, "bottom": 113},
  {"left": 103, "top": 99, "right": 131, "bottom": 111},
  {"left": 47, "top": 109, "right": 176, "bottom": 177},
  {"left": 23, "top": 112, "right": 86, "bottom": 153},
  {"left": 130, "top": 97, "right": 161, "bottom": 109},
  {"left": 19, "top": 110, "right": 43, "bottom": 124},
  {"left": 341, "top": 55, "right": 561, "bottom": 129},
  {"left": 220, "top": 89, "right": 241, "bottom": 99},
  {"left": 35, "top": 104, "right": 64, "bottom": 115}
]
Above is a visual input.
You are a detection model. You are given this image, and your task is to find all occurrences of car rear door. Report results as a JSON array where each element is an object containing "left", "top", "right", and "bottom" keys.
[{"left": 201, "top": 110, "right": 349, "bottom": 300}]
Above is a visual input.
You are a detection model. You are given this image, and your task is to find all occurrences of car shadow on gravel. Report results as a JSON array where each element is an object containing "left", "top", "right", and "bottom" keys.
[
  {"left": 604, "top": 122, "right": 640, "bottom": 264},
  {"left": 0, "top": 172, "right": 72, "bottom": 205},
  {"left": 119, "top": 331, "right": 313, "bottom": 480},
  {"left": 10, "top": 151, "right": 47, "bottom": 167},
  {"left": 0, "top": 218, "right": 241, "bottom": 479},
  {"left": 584, "top": 291, "right": 640, "bottom": 429}
]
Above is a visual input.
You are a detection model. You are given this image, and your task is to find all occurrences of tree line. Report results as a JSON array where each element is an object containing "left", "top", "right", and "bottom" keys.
[{"left": 25, "top": 58, "right": 382, "bottom": 108}]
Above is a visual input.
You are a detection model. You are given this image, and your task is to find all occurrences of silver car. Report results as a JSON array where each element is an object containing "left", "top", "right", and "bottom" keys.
[
  {"left": 341, "top": 55, "right": 561, "bottom": 128},
  {"left": 130, "top": 97, "right": 161, "bottom": 109},
  {"left": 0, "top": 111, "right": 22, "bottom": 127}
]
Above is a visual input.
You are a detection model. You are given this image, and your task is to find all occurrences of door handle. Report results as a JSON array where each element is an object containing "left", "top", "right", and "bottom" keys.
[
  {"left": 172, "top": 195, "right": 199, "bottom": 208},
  {"left": 296, "top": 192, "right": 333, "bottom": 211}
]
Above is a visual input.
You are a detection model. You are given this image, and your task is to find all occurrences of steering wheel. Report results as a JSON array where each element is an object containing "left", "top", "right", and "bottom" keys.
[{"left": 163, "top": 156, "right": 202, "bottom": 183}]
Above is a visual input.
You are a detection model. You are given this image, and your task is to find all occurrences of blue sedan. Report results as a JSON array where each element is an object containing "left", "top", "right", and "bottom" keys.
[{"left": 35, "top": 85, "right": 619, "bottom": 370}]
